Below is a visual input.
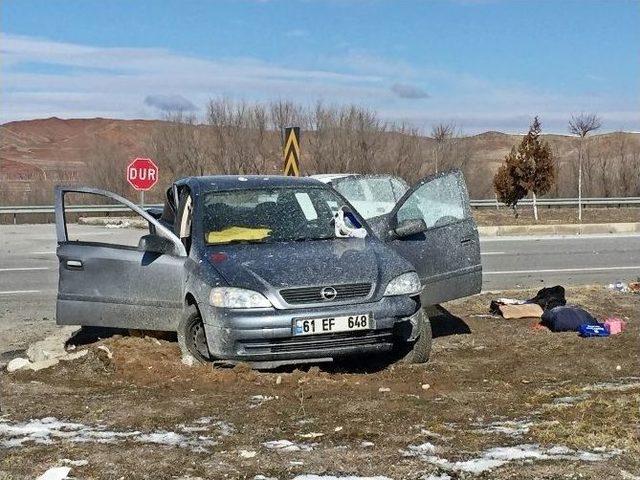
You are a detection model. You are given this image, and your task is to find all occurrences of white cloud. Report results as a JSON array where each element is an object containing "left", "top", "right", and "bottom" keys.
[
  {"left": 1, "top": 32, "right": 637, "bottom": 133},
  {"left": 1, "top": 33, "right": 398, "bottom": 122}
]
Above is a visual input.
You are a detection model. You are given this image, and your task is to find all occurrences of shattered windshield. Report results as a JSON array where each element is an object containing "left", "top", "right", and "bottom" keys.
[
  {"left": 203, "top": 187, "right": 354, "bottom": 244},
  {"left": 332, "top": 176, "right": 408, "bottom": 219}
]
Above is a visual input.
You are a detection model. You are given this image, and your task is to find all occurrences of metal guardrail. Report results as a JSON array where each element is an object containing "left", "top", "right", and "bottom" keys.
[
  {"left": 0, "top": 204, "right": 163, "bottom": 224},
  {"left": 469, "top": 198, "right": 640, "bottom": 208},
  {"left": 1, "top": 198, "right": 639, "bottom": 223},
  {"left": 0, "top": 204, "right": 163, "bottom": 214}
]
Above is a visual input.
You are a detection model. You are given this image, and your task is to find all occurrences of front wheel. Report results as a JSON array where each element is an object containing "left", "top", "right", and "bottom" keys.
[
  {"left": 177, "top": 305, "right": 212, "bottom": 364},
  {"left": 394, "top": 309, "right": 432, "bottom": 364}
]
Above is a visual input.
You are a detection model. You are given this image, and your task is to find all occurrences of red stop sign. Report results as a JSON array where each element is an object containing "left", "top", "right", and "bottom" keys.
[{"left": 127, "top": 157, "right": 158, "bottom": 191}]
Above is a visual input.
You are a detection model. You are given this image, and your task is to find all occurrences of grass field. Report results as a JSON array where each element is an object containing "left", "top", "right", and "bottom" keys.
[
  {"left": 1, "top": 286, "right": 638, "bottom": 479},
  {"left": 473, "top": 206, "right": 640, "bottom": 226}
]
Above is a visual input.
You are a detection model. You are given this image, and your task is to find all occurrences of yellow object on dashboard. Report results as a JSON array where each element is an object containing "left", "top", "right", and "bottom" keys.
[{"left": 206, "top": 226, "right": 272, "bottom": 244}]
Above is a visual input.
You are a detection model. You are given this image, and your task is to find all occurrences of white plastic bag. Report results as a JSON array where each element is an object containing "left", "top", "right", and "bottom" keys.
[{"left": 333, "top": 207, "right": 367, "bottom": 238}]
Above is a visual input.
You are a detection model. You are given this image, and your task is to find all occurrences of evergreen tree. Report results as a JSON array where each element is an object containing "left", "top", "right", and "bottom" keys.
[{"left": 493, "top": 117, "right": 555, "bottom": 220}]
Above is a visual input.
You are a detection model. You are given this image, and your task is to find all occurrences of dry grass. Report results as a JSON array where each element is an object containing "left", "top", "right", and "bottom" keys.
[
  {"left": 474, "top": 206, "right": 640, "bottom": 226},
  {"left": 1, "top": 285, "right": 639, "bottom": 479},
  {"left": 533, "top": 391, "right": 640, "bottom": 453}
]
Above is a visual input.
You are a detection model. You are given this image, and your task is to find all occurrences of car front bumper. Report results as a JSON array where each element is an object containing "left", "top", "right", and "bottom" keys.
[{"left": 200, "top": 295, "right": 422, "bottom": 364}]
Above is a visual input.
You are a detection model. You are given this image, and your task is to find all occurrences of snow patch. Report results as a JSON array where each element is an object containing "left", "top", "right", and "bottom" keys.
[
  {"left": 36, "top": 467, "right": 71, "bottom": 480},
  {"left": 293, "top": 476, "right": 392, "bottom": 480},
  {"left": 473, "top": 419, "right": 536, "bottom": 437},
  {"left": 582, "top": 381, "right": 640, "bottom": 393},
  {"left": 213, "top": 420, "right": 236, "bottom": 437},
  {"left": 262, "top": 439, "right": 313, "bottom": 452},
  {"left": 60, "top": 459, "right": 88, "bottom": 467},
  {"left": 239, "top": 449, "right": 257, "bottom": 458},
  {"left": 402, "top": 442, "right": 622, "bottom": 474},
  {"left": 249, "top": 395, "right": 278, "bottom": 408},
  {"left": 0, "top": 417, "right": 221, "bottom": 452},
  {"left": 297, "top": 432, "right": 324, "bottom": 439},
  {"left": 404, "top": 442, "right": 438, "bottom": 455},
  {"left": 552, "top": 394, "right": 590, "bottom": 405}
]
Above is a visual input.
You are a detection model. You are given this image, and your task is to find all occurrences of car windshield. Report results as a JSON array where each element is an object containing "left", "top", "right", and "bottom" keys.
[
  {"left": 203, "top": 186, "right": 356, "bottom": 245},
  {"left": 332, "top": 176, "right": 408, "bottom": 219}
]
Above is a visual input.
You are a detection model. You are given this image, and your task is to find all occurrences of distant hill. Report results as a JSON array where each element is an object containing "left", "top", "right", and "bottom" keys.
[
  {"left": 2, "top": 117, "right": 639, "bottom": 200},
  {"left": 0, "top": 117, "right": 160, "bottom": 184}
]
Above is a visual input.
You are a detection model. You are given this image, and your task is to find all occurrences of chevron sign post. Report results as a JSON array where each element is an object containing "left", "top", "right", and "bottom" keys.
[{"left": 283, "top": 127, "right": 301, "bottom": 176}]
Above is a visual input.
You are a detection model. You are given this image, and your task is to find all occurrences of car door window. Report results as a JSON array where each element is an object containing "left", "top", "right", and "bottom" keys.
[
  {"left": 396, "top": 173, "right": 467, "bottom": 229},
  {"left": 62, "top": 192, "right": 152, "bottom": 249},
  {"left": 56, "top": 187, "right": 185, "bottom": 255}
]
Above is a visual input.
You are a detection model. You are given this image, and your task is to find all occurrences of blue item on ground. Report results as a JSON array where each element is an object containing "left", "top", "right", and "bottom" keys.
[
  {"left": 578, "top": 323, "right": 610, "bottom": 337},
  {"left": 541, "top": 305, "right": 599, "bottom": 332}
]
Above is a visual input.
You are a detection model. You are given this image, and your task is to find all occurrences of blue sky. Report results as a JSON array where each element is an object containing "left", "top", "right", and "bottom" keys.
[{"left": 2, "top": 0, "right": 638, "bottom": 133}]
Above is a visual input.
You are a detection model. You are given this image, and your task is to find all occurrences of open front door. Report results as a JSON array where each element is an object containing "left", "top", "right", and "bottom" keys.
[
  {"left": 384, "top": 170, "right": 482, "bottom": 305},
  {"left": 54, "top": 186, "right": 188, "bottom": 331}
]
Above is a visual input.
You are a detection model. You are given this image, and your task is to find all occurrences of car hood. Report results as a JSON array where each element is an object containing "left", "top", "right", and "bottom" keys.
[{"left": 207, "top": 238, "right": 407, "bottom": 299}]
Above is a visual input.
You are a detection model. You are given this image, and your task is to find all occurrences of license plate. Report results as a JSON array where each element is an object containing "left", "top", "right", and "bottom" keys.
[{"left": 292, "top": 314, "right": 371, "bottom": 336}]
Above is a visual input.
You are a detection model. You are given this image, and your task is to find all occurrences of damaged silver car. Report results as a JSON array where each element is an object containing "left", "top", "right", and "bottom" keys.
[{"left": 54, "top": 170, "right": 481, "bottom": 367}]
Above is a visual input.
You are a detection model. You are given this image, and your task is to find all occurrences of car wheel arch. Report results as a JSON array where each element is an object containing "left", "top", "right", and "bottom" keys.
[{"left": 184, "top": 292, "right": 198, "bottom": 308}]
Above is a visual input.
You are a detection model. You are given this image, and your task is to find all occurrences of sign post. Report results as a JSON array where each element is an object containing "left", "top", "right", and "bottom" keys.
[
  {"left": 283, "top": 127, "right": 301, "bottom": 176},
  {"left": 127, "top": 157, "right": 159, "bottom": 206}
]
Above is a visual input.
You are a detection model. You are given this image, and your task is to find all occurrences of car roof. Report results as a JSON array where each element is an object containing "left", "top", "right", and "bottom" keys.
[{"left": 177, "top": 175, "right": 325, "bottom": 192}]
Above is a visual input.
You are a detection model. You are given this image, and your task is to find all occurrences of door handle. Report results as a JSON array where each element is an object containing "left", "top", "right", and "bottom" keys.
[
  {"left": 66, "top": 259, "right": 83, "bottom": 269},
  {"left": 460, "top": 237, "right": 474, "bottom": 244}
]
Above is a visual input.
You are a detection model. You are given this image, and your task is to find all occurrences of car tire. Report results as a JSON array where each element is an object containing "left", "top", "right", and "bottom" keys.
[
  {"left": 177, "top": 305, "right": 212, "bottom": 364},
  {"left": 395, "top": 308, "right": 432, "bottom": 364}
]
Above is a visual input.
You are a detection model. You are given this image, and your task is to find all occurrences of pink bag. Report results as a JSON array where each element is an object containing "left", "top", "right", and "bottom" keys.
[{"left": 604, "top": 317, "right": 626, "bottom": 335}]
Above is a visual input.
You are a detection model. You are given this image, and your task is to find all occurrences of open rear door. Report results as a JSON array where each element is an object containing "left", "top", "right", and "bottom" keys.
[{"left": 384, "top": 170, "right": 482, "bottom": 305}]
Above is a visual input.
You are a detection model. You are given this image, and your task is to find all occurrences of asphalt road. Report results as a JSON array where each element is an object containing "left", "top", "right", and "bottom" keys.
[{"left": 1, "top": 223, "right": 639, "bottom": 355}]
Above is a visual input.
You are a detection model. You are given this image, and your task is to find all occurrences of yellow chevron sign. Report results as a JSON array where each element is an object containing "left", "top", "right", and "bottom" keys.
[{"left": 283, "top": 127, "right": 301, "bottom": 176}]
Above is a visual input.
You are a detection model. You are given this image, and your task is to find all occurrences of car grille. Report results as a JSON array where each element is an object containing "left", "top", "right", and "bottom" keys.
[
  {"left": 280, "top": 283, "right": 372, "bottom": 304},
  {"left": 240, "top": 329, "right": 394, "bottom": 354}
]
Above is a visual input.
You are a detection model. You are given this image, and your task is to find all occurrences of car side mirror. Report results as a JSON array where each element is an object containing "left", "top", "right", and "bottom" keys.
[
  {"left": 138, "top": 234, "right": 177, "bottom": 255},
  {"left": 394, "top": 218, "right": 427, "bottom": 238}
]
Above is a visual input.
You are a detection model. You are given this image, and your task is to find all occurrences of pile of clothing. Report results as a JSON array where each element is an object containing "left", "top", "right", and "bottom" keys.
[{"left": 490, "top": 285, "right": 624, "bottom": 337}]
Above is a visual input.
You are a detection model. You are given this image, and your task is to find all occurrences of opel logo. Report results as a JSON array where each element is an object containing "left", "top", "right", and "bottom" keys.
[{"left": 320, "top": 287, "right": 338, "bottom": 301}]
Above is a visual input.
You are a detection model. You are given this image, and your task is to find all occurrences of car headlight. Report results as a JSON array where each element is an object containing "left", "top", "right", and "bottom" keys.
[
  {"left": 384, "top": 272, "right": 422, "bottom": 296},
  {"left": 209, "top": 287, "right": 272, "bottom": 308}
]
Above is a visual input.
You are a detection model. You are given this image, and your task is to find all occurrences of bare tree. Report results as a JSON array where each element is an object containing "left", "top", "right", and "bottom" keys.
[
  {"left": 84, "top": 138, "right": 134, "bottom": 199},
  {"left": 150, "top": 111, "right": 211, "bottom": 182},
  {"left": 431, "top": 122, "right": 455, "bottom": 173},
  {"left": 568, "top": 113, "right": 602, "bottom": 221},
  {"left": 389, "top": 123, "right": 422, "bottom": 178}
]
